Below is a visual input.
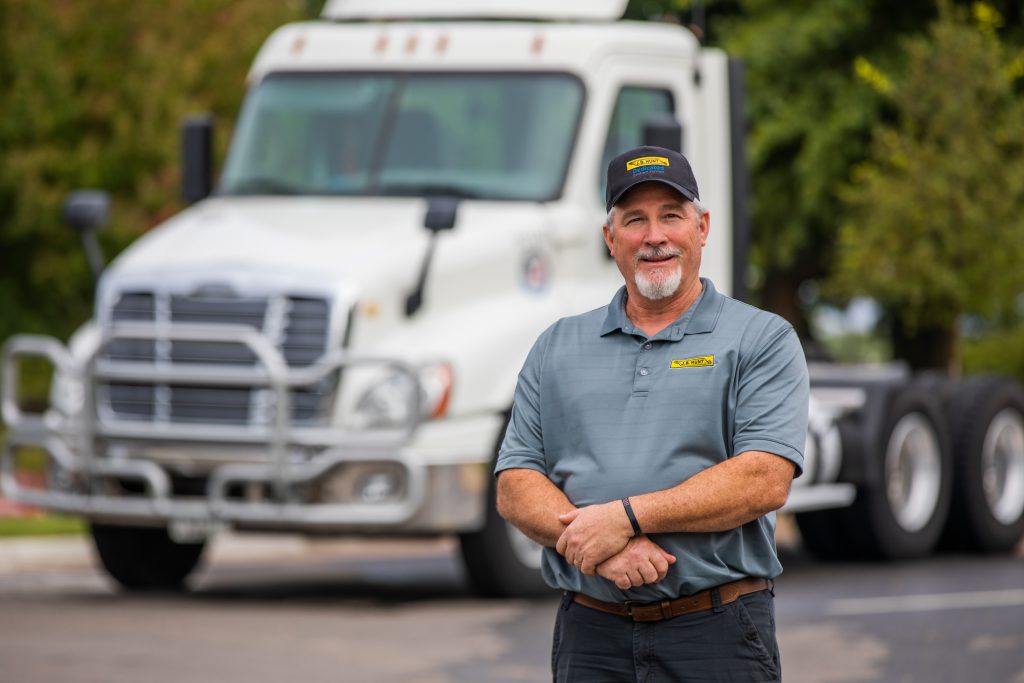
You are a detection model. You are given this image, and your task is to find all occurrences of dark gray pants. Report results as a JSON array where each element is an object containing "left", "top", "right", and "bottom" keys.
[{"left": 552, "top": 588, "right": 781, "bottom": 682}]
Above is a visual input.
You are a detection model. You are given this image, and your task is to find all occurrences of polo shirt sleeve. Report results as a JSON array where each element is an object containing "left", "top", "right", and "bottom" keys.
[
  {"left": 494, "top": 325, "right": 552, "bottom": 477},
  {"left": 732, "top": 321, "right": 809, "bottom": 477}
]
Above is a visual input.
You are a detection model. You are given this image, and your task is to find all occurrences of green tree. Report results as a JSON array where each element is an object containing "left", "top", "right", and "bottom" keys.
[
  {"left": 629, "top": 0, "right": 941, "bottom": 335},
  {"left": 829, "top": 2, "right": 1024, "bottom": 371},
  {"left": 629, "top": 1, "right": 1024, "bottom": 360},
  {"left": 0, "top": 1, "right": 312, "bottom": 345},
  {"left": 722, "top": 0, "right": 977, "bottom": 343}
]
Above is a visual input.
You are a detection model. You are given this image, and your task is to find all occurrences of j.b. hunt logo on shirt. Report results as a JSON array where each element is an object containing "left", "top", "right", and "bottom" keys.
[
  {"left": 626, "top": 156, "right": 670, "bottom": 175},
  {"left": 670, "top": 355, "right": 715, "bottom": 368}
]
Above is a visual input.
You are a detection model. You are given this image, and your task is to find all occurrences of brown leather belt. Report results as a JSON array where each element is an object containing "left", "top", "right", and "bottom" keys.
[{"left": 571, "top": 577, "right": 770, "bottom": 622}]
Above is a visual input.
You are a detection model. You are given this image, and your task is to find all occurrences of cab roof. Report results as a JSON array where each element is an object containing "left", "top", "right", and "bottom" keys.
[
  {"left": 248, "top": 19, "right": 699, "bottom": 80},
  {"left": 320, "top": 0, "right": 629, "bottom": 22}
]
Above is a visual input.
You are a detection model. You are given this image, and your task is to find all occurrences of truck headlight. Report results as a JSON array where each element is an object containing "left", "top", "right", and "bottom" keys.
[
  {"left": 50, "top": 373, "right": 85, "bottom": 416},
  {"left": 352, "top": 363, "right": 453, "bottom": 429}
]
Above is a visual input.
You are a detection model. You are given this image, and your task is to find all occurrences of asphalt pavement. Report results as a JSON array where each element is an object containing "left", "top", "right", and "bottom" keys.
[{"left": 0, "top": 529, "right": 1021, "bottom": 683}]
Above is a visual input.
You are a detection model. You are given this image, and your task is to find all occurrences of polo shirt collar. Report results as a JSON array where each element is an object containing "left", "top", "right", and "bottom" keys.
[
  {"left": 599, "top": 277, "right": 725, "bottom": 339},
  {"left": 688, "top": 278, "right": 726, "bottom": 334}
]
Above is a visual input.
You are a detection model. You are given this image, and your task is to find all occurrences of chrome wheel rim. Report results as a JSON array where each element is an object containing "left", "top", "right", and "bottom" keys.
[
  {"left": 885, "top": 413, "right": 942, "bottom": 532},
  {"left": 981, "top": 409, "right": 1024, "bottom": 526}
]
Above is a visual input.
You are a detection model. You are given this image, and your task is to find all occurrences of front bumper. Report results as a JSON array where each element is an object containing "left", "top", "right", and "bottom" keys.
[{"left": 1, "top": 325, "right": 491, "bottom": 534}]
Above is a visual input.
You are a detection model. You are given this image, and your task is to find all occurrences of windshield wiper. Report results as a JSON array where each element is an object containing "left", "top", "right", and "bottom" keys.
[
  {"left": 226, "top": 177, "right": 305, "bottom": 196},
  {"left": 378, "top": 183, "right": 482, "bottom": 199}
]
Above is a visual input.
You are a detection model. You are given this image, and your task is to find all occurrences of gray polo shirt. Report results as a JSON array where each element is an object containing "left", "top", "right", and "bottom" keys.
[{"left": 496, "top": 278, "right": 809, "bottom": 602}]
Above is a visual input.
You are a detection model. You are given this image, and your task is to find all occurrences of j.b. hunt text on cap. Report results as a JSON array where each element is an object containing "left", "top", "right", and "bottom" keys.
[
  {"left": 605, "top": 145, "right": 699, "bottom": 212},
  {"left": 626, "top": 156, "right": 670, "bottom": 172}
]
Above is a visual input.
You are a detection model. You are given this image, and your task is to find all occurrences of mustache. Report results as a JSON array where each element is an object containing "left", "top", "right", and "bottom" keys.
[{"left": 634, "top": 246, "right": 682, "bottom": 264}]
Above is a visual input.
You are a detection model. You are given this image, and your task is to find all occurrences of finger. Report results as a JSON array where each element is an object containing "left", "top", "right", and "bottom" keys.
[
  {"left": 581, "top": 558, "right": 597, "bottom": 576},
  {"left": 615, "top": 575, "right": 632, "bottom": 590},
  {"left": 558, "top": 509, "right": 580, "bottom": 523},
  {"left": 638, "top": 560, "right": 659, "bottom": 584},
  {"left": 650, "top": 552, "right": 669, "bottom": 576},
  {"left": 658, "top": 549, "right": 677, "bottom": 564},
  {"left": 628, "top": 568, "right": 644, "bottom": 588},
  {"left": 555, "top": 533, "right": 568, "bottom": 556}
]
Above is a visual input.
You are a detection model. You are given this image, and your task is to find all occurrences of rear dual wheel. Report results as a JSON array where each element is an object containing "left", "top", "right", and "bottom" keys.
[
  {"left": 797, "top": 383, "right": 953, "bottom": 560},
  {"left": 857, "top": 398, "right": 953, "bottom": 559},
  {"left": 942, "top": 377, "right": 1024, "bottom": 553}
]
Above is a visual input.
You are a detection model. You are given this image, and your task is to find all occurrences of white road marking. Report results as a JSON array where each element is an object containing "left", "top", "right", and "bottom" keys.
[{"left": 827, "top": 588, "right": 1024, "bottom": 615}]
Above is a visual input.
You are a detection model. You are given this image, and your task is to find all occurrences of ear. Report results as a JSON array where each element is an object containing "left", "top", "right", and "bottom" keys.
[
  {"left": 602, "top": 223, "right": 615, "bottom": 257},
  {"left": 698, "top": 211, "right": 710, "bottom": 247}
]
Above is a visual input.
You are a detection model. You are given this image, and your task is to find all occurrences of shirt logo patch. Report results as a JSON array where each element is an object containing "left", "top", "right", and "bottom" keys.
[
  {"left": 626, "top": 156, "right": 670, "bottom": 173},
  {"left": 670, "top": 355, "right": 715, "bottom": 368}
]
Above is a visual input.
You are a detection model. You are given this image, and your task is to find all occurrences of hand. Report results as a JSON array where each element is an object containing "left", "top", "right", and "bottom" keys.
[
  {"left": 596, "top": 536, "right": 677, "bottom": 590},
  {"left": 556, "top": 501, "right": 634, "bottom": 575}
]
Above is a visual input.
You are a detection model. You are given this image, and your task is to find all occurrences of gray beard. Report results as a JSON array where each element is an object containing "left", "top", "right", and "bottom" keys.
[{"left": 635, "top": 265, "right": 682, "bottom": 300}]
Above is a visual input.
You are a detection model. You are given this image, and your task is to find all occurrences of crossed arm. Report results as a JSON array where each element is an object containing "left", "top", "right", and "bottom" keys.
[
  {"left": 495, "top": 468, "right": 677, "bottom": 589},
  {"left": 496, "top": 450, "right": 795, "bottom": 585}
]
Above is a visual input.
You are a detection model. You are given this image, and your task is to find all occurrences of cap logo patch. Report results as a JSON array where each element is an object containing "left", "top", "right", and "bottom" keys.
[
  {"left": 670, "top": 355, "right": 715, "bottom": 368},
  {"left": 626, "top": 156, "right": 670, "bottom": 174}
]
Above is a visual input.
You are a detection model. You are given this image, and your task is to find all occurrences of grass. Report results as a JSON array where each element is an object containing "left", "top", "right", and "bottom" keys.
[
  {"left": 9, "top": 446, "right": 48, "bottom": 473},
  {"left": 0, "top": 514, "right": 86, "bottom": 537},
  {"left": 0, "top": 428, "right": 84, "bottom": 537}
]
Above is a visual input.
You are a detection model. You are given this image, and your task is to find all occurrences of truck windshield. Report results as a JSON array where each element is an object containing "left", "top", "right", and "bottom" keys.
[{"left": 219, "top": 72, "right": 584, "bottom": 201}]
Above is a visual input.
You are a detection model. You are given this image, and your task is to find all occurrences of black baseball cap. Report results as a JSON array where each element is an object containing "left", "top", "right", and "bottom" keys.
[{"left": 605, "top": 145, "right": 699, "bottom": 212}]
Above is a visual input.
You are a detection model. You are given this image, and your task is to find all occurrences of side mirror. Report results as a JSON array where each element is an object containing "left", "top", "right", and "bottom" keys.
[
  {"left": 424, "top": 196, "right": 459, "bottom": 233},
  {"left": 182, "top": 113, "right": 215, "bottom": 203},
  {"left": 643, "top": 114, "right": 684, "bottom": 153},
  {"left": 63, "top": 190, "right": 111, "bottom": 281},
  {"left": 63, "top": 190, "right": 110, "bottom": 234},
  {"left": 407, "top": 197, "right": 460, "bottom": 316}
]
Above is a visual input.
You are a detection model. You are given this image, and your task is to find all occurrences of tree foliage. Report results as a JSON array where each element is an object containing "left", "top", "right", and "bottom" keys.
[
  {"left": 627, "top": 1, "right": 948, "bottom": 329},
  {"left": 2, "top": 0, "right": 1023, "bottom": 376},
  {"left": 0, "top": 1, "right": 311, "bottom": 342},
  {"left": 829, "top": 3, "right": 1024, "bottom": 368},
  {"left": 629, "top": 1, "right": 1024, "bottom": 371}
]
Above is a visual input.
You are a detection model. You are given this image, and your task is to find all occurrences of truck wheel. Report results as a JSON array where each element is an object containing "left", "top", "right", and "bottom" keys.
[
  {"left": 458, "top": 485, "right": 552, "bottom": 598},
  {"left": 795, "top": 507, "right": 862, "bottom": 560},
  {"left": 849, "top": 383, "right": 953, "bottom": 559},
  {"left": 943, "top": 377, "right": 1024, "bottom": 553},
  {"left": 796, "top": 411, "right": 867, "bottom": 560},
  {"left": 90, "top": 523, "right": 205, "bottom": 590}
]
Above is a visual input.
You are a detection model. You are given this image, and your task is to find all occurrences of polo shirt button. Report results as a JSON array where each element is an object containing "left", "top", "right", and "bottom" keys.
[
  {"left": 643, "top": 343, "right": 653, "bottom": 350},
  {"left": 639, "top": 367, "right": 649, "bottom": 376}
]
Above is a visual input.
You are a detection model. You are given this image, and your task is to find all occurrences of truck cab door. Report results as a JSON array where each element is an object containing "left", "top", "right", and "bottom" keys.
[{"left": 558, "top": 57, "right": 697, "bottom": 313}]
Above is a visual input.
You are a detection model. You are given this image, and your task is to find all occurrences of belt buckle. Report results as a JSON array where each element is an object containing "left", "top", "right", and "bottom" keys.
[{"left": 622, "top": 600, "right": 641, "bottom": 619}]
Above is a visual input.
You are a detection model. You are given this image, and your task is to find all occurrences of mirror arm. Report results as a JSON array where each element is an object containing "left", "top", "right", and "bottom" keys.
[{"left": 405, "top": 196, "right": 459, "bottom": 317}]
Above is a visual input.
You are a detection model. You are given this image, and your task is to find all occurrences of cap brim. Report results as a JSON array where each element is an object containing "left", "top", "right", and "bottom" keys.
[{"left": 607, "top": 179, "right": 697, "bottom": 213}]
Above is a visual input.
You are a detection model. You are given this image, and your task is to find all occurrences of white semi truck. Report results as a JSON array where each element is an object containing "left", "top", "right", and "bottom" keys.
[{"left": 3, "top": 0, "right": 1022, "bottom": 596}]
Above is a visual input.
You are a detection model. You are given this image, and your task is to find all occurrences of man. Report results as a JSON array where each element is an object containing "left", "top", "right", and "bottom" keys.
[{"left": 495, "top": 145, "right": 809, "bottom": 682}]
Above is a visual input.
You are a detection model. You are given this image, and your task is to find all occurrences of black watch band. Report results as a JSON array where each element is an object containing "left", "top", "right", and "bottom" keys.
[{"left": 621, "top": 497, "right": 642, "bottom": 536}]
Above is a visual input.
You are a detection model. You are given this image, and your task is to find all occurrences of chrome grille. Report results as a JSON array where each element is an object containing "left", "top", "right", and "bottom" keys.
[
  {"left": 169, "top": 295, "right": 267, "bottom": 365},
  {"left": 281, "top": 298, "right": 331, "bottom": 366},
  {"left": 103, "top": 290, "right": 335, "bottom": 425}
]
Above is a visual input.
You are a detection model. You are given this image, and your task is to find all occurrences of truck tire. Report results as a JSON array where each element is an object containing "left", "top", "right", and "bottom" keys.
[
  {"left": 90, "top": 523, "right": 205, "bottom": 590},
  {"left": 458, "top": 483, "right": 552, "bottom": 598},
  {"left": 796, "top": 411, "right": 867, "bottom": 560},
  {"left": 847, "top": 382, "right": 954, "bottom": 559},
  {"left": 943, "top": 377, "right": 1024, "bottom": 553},
  {"left": 795, "top": 507, "right": 860, "bottom": 560}
]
